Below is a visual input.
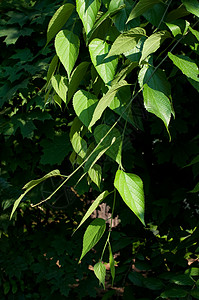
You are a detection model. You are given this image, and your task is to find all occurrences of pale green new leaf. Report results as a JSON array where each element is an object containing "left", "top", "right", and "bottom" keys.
[
  {"left": 68, "top": 62, "right": 90, "bottom": 102},
  {"left": 109, "top": 244, "right": 115, "bottom": 285},
  {"left": 89, "top": 80, "right": 130, "bottom": 128},
  {"left": 55, "top": 30, "right": 80, "bottom": 78},
  {"left": 114, "top": 170, "right": 145, "bottom": 225},
  {"left": 79, "top": 218, "right": 106, "bottom": 261},
  {"left": 88, "top": 164, "right": 102, "bottom": 188},
  {"left": 106, "top": 27, "right": 146, "bottom": 58},
  {"left": 46, "top": 55, "right": 58, "bottom": 88},
  {"left": 94, "top": 124, "right": 122, "bottom": 166},
  {"left": 89, "top": 38, "right": 118, "bottom": 85},
  {"left": 10, "top": 170, "right": 61, "bottom": 219},
  {"left": 143, "top": 84, "right": 172, "bottom": 132},
  {"left": 71, "top": 132, "right": 87, "bottom": 158},
  {"left": 168, "top": 52, "right": 199, "bottom": 82},
  {"left": 46, "top": 3, "right": 74, "bottom": 45},
  {"left": 76, "top": 0, "right": 101, "bottom": 35},
  {"left": 182, "top": 0, "right": 199, "bottom": 18},
  {"left": 127, "top": 0, "right": 161, "bottom": 23},
  {"left": 74, "top": 190, "right": 109, "bottom": 233},
  {"left": 94, "top": 262, "right": 106, "bottom": 289},
  {"left": 73, "top": 90, "right": 98, "bottom": 128},
  {"left": 51, "top": 75, "right": 68, "bottom": 103},
  {"left": 140, "top": 31, "right": 171, "bottom": 63}
]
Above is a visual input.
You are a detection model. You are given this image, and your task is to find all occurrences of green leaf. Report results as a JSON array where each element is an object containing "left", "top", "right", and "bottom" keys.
[
  {"left": 76, "top": 0, "right": 101, "bottom": 35},
  {"left": 143, "top": 84, "right": 172, "bottom": 133},
  {"left": 140, "top": 31, "right": 171, "bottom": 63},
  {"left": 73, "top": 90, "right": 98, "bottom": 128},
  {"left": 46, "top": 55, "right": 58, "bottom": 88},
  {"left": 89, "top": 80, "right": 130, "bottom": 128},
  {"left": 71, "top": 132, "right": 87, "bottom": 159},
  {"left": 186, "top": 154, "right": 199, "bottom": 167},
  {"left": 170, "top": 274, "right": 194, "bottom": 286},
  {"left": 94, "top": 124, "right": 122, "bottom": 166},
  {"left": 189, "top": 27, "right": 199, "bottom": 41},
  {"left": 89, "top": 38, "right": 118, "bottom": 85},
  {"left": 114, "top": 170, "right": 145, "bottom": 225},
  {"left": 127, "top": 0, "right": 162, "bottom": 23},
  {"left": 10, "top": 170, "right": 61, "bottom": 219},
  {"left": 46, "top": 3, "right": 74, "bottom": 45},
  {"left": 74, "top": 191, "right": 109, "bottom": 233},
  {"left": 144, "top": 278, "right": 164, "bottom": 290},
  {"left": 51, "top": 75, "right": 68, "bottom": 103},
  {"left": 55, "top": 30, "right": 80, "bottom": 78},
  {"left": 190, "top": 288, "right": 199, "bottom": 299},
  {"left": 88, "top": 164, "right": 102, "bottom": 188},
  {"left": 79, "top": 218, "right": 106, "bottom": 261},
  {"left": 53, "top": 94, "right": 62, "bottom": 109},
  {"left": 109, "top": 244, "right": 115, "bottom": 285},
  {"left": 190, "top": 182, "right": 199, "bottom": 193},
  {"left": 160, "top": 288, "right": 188, "bottom": 298},
  {"left": 40, "top": 133, "right": 72, "bottom": 165},
  {"left": 182, "top": 0, "right": 199, "bottom": 18},
  {"left": 68, "top": 62, "right": 90, "bottom": 102},
  {"left": 168, "top": 52, "right": 199, "bottom": 82},
  {"left": 106, "top": 27, "right": 146, "bottom": 58},
  {"left": 93, "top": 262, "right": 106, "bottom": 289},
  {"left": 166, "top": 20, "right": 190, "bottom": 37}
]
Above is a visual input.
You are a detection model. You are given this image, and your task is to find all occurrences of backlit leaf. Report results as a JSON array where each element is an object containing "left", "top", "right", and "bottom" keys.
[
  {"left": 55, "top": 30, "right": 80, "bottom": 77},
  {"left": 88, "top": 164, "right": 102, "bottom": 188},
  {"left": 79, "top": 218, "right": 106, "bottom": 261},
  {"left": 182, "top": 0, "right": 199, "bottom": 18},
  {"left": 94, "top": 262, "right": 106, "bottom": 289},
  {"left": 51, "top": 74, "right": 68, "bottom": 103},
  {"left": 46, "top": 3, "right": 74, "bottom": 45},
  {"left": 46, "top": 55, "right": 58, "bottom": 88},
  {"left": 76, "top": 0, "right": 101, "bottom": 35},
  {"left": 89, "top": 38, "right": 118, "bottom": 85},
  {"left": 73, "top": 90, "right": 98, "bottom": 128},
  {"left": 114, "top": 170, "right": 145, "bottom": 225}
]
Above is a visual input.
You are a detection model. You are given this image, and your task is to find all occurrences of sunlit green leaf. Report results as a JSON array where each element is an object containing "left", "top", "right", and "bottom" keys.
[
  {"left": 76, "top": 0, "right": 101, "bottom": 35},
  {"left": 89, "top": 38, "right": 118, "bottom": 85},
  {"left": 114, "top": 170, "right": 145, "bottom": 225},
  {"left": 55, "top": 30, "right": 80, "bottom": 77},
  {"left": 46, "top": 3, "right": 74, "bottom": 45},
  {"left": 73, "top": 90, "right": 98, "bottom": 128},
  {"left": 68, "top": 62, "right": 90, "bottom": 102},
  {"left": 182, "top": 0, "right": 199, "bottom": 18},
  {"left": 88, "top": 164, "right": 102, "bottom": 188},
  {"left": 46, "top": 55, "right": 58, "bottom": 88},
  {"left": 51, "top": 74, "right": 68, "bottom": 103},
  {"left": 94, "top": 124, "right": 122, "bottom": 166},
  {"left": 140, "top": 31, "right": 171, "bottom": 63},
  {"left": 106, "top": 27, "right": 146, "bottom": 58},
  {"left": 74, "top": 191, "right": 109, "bottom": 233},
  {"left": 109, "top": 244, "right": 115, "bottom": 285},
  {"left": 127, "top": 0, "right": 161, "bottom": 23},
  {"left": 94, "top": 262, "right": 106, "bottom": 289},
  {"left": 79, "top": 218, "right": 106, "bottom": 261}
]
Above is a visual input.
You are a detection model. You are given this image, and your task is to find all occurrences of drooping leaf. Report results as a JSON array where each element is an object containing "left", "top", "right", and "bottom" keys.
[
  {"left": 46, "top": 3, "right": 74, "bottom": 45},
  {"left": 109, "top": 244, "right": 115, "bottom": 285},
  {"left": 79, "top": 218, "right": 106, "bottom": 261},
  {"left": 10, "top": 170, "right": 61, "bottom": 219},
  {"left": 114, "top": 170, "right": 145, "bottom": 225},
  {"left": 89, "top": 80, "right": 130, "bottom": 128},
  {"left": 182, "top": 0, "right": 199, "bottom": 18},
  {"left": 189, "top": 27, "right": 199, "bottom": 41},
  {"left": 88, "top": 164, "right": 102, "bottom": 188},
  {"left": 76, "top": 0, "right": 101, "bottom": 35},
  {"left": 73, "top": 90, "right": 98, "bottom": 128},
  {"left": 143, "top": 84, "right": 172, "bottom": 133},
  {"left": 89, "top": 38, "right": 118, "bottom": 85},
  {"left": 51, "top": 74, "right": 68, "bottom": 103},
  {"left": 74, "top": 190, "right": 109, "bottom": 233},
  {"left": 55, "top": 30, "right": 80, "bottom": 78},
  {"left": 168, "top": 52, "right": 199, "bottom": 82},
  {"left": 46, "top": 55, "right": 58, "bottom": 88},
  {"left": 94, "top": 262, "right": 106, "bottom": 289},
  {"left": 140, "top": 31, "right": 171, "bottom": 63},
  {"left": 106, "top": 27, "right": 146, "bottom": 58},
  {"left": 94, "top": 124, "right": 122, "bottom": 166},
  {"left": 127, "top": 0, "right": 162, "bottom": 23},
  {"left": 68, "top": 62, "right": 90, "bottom": 102}
]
